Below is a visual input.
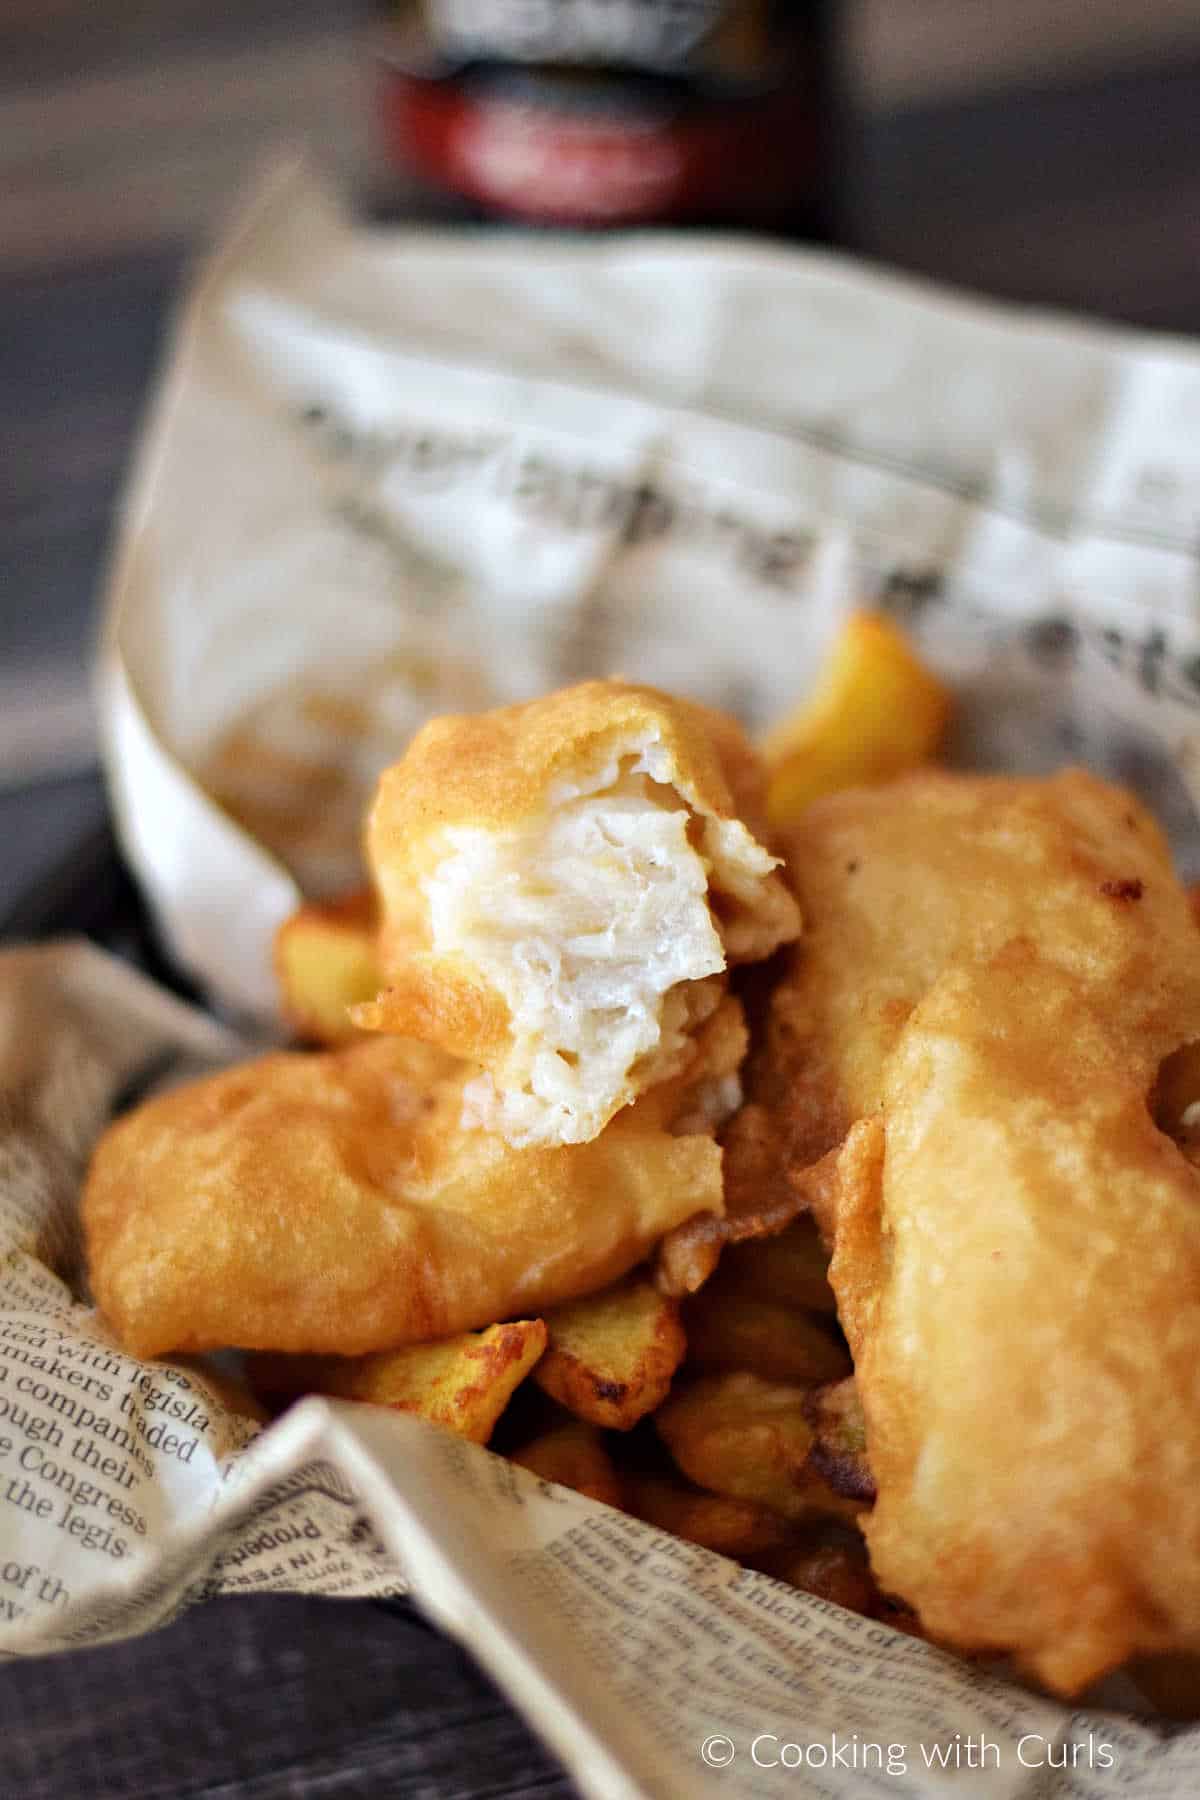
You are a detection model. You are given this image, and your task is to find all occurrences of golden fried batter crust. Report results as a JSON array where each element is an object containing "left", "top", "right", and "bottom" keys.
[
  {"left": 748, "top": 767, "right": 1200, "bottom": 1690},
  {"left": 837, "top": 945, "right": 1200, "bottom": 1692},
  {"left": 358, "top": 680, "right": 798, "bottom": 1147},
  {"left": 84, "top": 1027, "right": 727, "bottom": 1360},
  {"left": 370, "top": 678, "right": 774, "bottom": 851},
  {"left": 750, "top": 767, "right": 1178, "bottom": 1176}
]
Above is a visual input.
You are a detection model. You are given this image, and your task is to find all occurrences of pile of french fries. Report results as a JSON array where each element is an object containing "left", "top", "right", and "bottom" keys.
[{"left": 258, "top": 612, "right": 949, "bottom": 1624}]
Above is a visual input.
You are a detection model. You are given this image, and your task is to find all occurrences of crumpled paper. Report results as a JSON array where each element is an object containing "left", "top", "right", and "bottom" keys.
[{"left": 16, "top": 152, "right": 1200, "bottom": 1793}]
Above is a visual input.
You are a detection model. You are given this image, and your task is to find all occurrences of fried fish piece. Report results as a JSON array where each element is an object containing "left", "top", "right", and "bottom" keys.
[
  {"left": 83, "top": 1030, "right": 726, "bottom": 1360},
  {"left": 836, "top": 944, "right": 1200, "bottom": 1693},
  {"left": 756, "top": 768, "right": 1200, "bottom": 1690},
  {"left": 747, "top": 767, "right": 1184, "bottom": 1204},
  {"left": 355, "top": 681, "right": 800, "bottom": 1148}
]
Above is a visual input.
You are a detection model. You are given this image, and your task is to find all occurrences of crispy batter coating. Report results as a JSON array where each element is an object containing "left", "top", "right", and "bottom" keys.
[
  {"left": 84, "top": 1028, "right": 728, "bottom": 1360},
  {"left": 356, "top": 681, "right": 799, "bottom": 1147},
  {"left": 838, "top": 945, "right": 1200, "bottom": 1692},
  {"left": 743, "top": 767, "right": 1181, "bottom": 1201},
  {"left": 752, "top": 768, "right": 1200, "bottom": 1690}
]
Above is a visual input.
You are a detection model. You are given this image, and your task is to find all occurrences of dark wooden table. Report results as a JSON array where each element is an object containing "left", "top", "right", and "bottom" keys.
[{"left": 5, "top": 6, "right": 1200, "bottom": 1795}]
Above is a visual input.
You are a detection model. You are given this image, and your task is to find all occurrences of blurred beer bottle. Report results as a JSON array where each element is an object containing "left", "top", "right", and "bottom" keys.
[{"left": 373, "top": 0, "right": 841, "bottom": 237}]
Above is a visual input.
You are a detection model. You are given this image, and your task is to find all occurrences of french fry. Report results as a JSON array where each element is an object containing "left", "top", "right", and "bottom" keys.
[
  {"left": 655, "top": 1372, "right": 860, "bottom": 1524},
  {"left": 803, "top": 1376, "right": 875, "bottom": 1502},
  {"left": 717, "top": 1214, "right": 837, "bottom": 1314},
  {"left": 682, "top": 1280, "right": 850, "bottom": 1386},
  {"left": 248, "top": 1320, "right": 547, "bottom": 1445},
  {"left": 623, "top": 1471, "right": 795, "bottom": 1559},
  {"left": 762, "top": 610, "right": 952, "bottom": 828},
  {"left": 274, "top": 889, "right": 381, "bottom": 1045},
  {"left": 534, "top": 1277, "right": 686, "bottom": 1430},
  {"left": 753, "top": 1522, "right": 881, "bottom": 1616},
  {"left": 510, "top": 1421, "right": 624, "bottom": 1508}
]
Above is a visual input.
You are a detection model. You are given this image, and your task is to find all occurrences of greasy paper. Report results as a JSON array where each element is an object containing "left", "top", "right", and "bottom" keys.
[{"left": 10, "top": 153, "right": 1200, "bottom": 1794}]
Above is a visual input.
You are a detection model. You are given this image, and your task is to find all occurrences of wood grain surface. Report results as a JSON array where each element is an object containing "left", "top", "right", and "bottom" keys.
[{"left": 0, "top": 1597, "right": 575, "bottom": 1799}]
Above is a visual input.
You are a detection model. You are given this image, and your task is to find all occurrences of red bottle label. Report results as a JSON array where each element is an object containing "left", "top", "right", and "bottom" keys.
[{"left": 383, "top": 70, "right": 814, "bottom": 225}]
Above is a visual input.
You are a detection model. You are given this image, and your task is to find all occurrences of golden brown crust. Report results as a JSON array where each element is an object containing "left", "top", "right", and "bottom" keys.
[
  {"left": 359, "top": 680, "right": 797, "bottom": 1080},
  {"left": 750, "top": 767, "right": 1200, "bottom": 1691},
  {"left": 351, "top": 954, "right": 511, "bottom": 1060},
  {"left": 533, "top": 1278, "right": 686, "bottom": 1431},
  {"left": 83, "top": 1033, "right": 723, "bottom": 1360},
  {"left": 655, "top": 1100, "right": 808, "bottom": 1297},
  {"left": 249, "top": 1321, "right": 547, "bottom": 1445},
  {"left": 843, "top": 945, "right": 1200, "bottom": 1692},
  {"left": 369, "top": 678, "right": 765, "bottom": 850},
  {"left": 748, "top": 766, "right": 1180, "bottom": 1178}
]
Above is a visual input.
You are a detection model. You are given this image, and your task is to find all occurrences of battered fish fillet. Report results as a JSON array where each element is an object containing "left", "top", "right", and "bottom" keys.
[
  {"left": 749, "top": 768, "right": 1200, "bottom": 1690},
  {"left": 834, "top": 947, "right": 1200, "bottom": 1693},
  {"left": 354, "top": 681, "right": 800, "bottom": 1148},
  {"left": 743, "top": 767, "right": 1184, "bottom": 1214},
  {"left": 83, "top": 1002, "right": 743, "bottom": 1360}
]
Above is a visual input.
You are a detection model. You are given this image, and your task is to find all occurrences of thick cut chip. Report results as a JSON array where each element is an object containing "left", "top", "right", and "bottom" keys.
[
  {"left": 274, "top": 889, "right": 380, "bottom": 1045},
  {"left": 682, "top": 1281, "right": 850, "bottom": 1386},
  {"left": 356, "top": 680, "right": 800, "bottom": 1148},
  {"left": 803, "top": 1377, "right": 875, "bottom": 1502},
  {"left": 623, "top": 1472, "right": 795, "bottom": 1559},
  {"left": 761, "top": 610, "right": 951, "bottom": 829},
  {"left": 534, "top": 1277, "right": 685, "bottom": 1430},
  {"left": 654, "top": 1372, "right": 859, "bottom": 1523},
  {"left": 84, "top": 1033, "right": 723, "bottom": 1359},
  {"left": 248, "top": 1320, "right": 546, "bottom": 1445},
  {"left": 717, "top": 1215, "right": 836, "bottom": 1314},
  {"left": 752, "top": 1523, "right": 880, "bottom": 1616},
  {"left": 510, "top": 1421, "right": 624, "bottom": 1507}
]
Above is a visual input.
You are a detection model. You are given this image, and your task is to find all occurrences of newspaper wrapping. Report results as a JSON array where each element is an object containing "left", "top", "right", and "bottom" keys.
[{"left": 6, "top": 155, "right": 1200, "bottom": 1796}]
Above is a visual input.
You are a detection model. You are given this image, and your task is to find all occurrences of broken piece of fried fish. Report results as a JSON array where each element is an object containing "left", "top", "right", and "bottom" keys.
[
  {"left": 84, "top": 1002, "right": 743, "bottom": 1359},
  {"left": 355, "top": 680, "right": 799, "bottom": 1148}
]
